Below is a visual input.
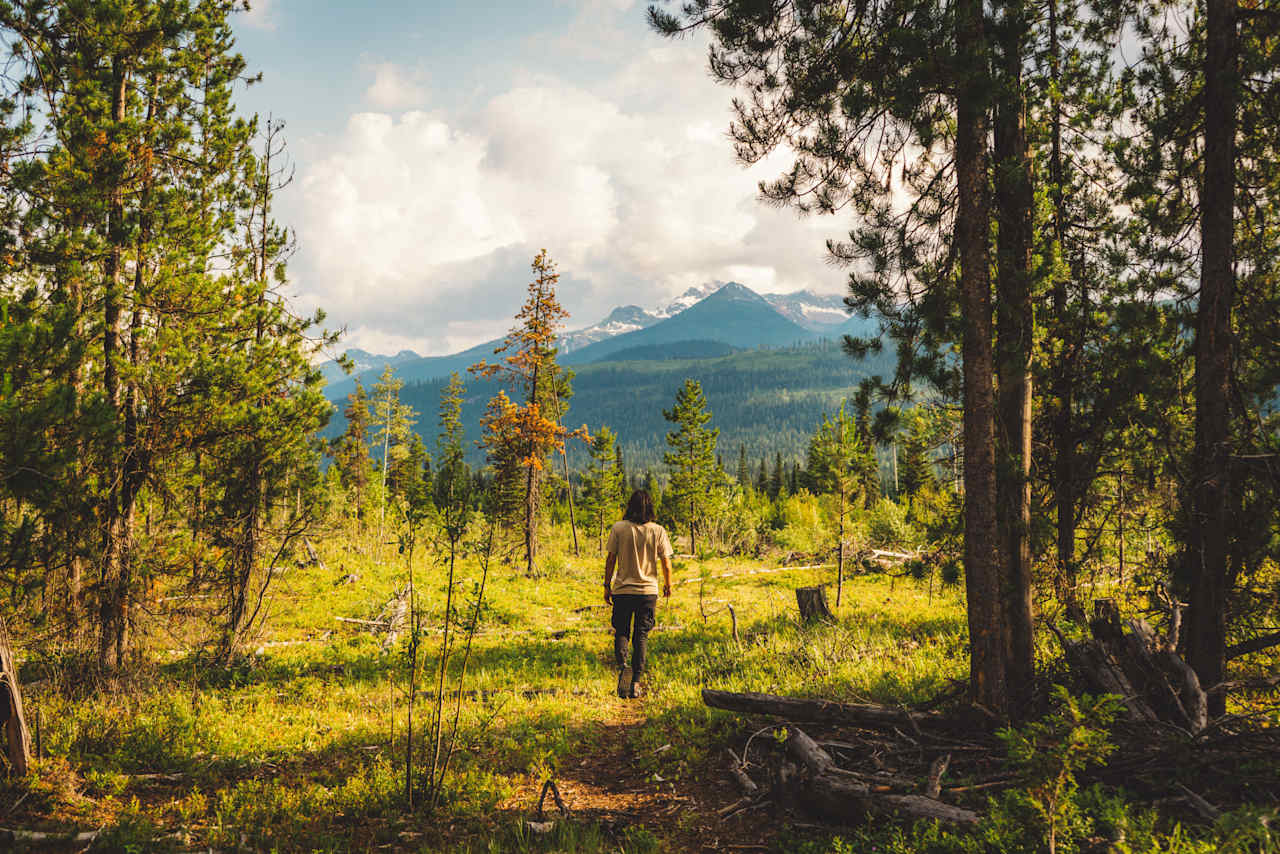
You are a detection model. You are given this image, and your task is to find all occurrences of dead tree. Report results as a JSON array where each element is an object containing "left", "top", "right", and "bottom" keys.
[
  {"left": 0, "top": 616, "right": 31, "bottom": 776},
  {"left": 1058, "top": 599, "right": 1207, "bottom": 733}
]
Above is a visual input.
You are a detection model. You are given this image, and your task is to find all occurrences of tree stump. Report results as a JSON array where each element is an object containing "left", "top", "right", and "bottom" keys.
[
  {"left": 0, "top": 615, "right": 31, "bottom": 776},
  {"left": 796, "top": 586, "right": 835, "bottom": 623}
]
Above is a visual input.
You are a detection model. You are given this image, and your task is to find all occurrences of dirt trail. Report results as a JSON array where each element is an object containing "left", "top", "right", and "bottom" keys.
[{"left": 502, "top": 694, "right": 775, "bottom": 852}]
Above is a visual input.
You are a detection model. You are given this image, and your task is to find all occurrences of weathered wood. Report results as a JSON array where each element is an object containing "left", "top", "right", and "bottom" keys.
[
  {"left": 785, "top": 727, "right": 836, "bottom": 776},
  {"left": 703, "top": 688, "right": 954, "bottom": 731},
  {"left": 873, "top": 793, "right": 979, "bottom": 824},
  {"left": 796, "top": 587, "right": 835, "bottom": 623},
  {"left": 1082, "top": 601, "right": 1206, "bottom": 732},
  {"left": 1155, "top": 647, "right": 1208, "bottom": 733},
  {"left": 302, "top": 537, "right": 327, "bottom": 571},
  {"left": 0, "top": 615, "right": 31, "bottom": 777},
  {"left": 726, "top": 749, "right": 759, "bottom": 795},
  {"left": 779, "top": 725, "right": 979, "bottom": 826},
  {"left": 925, "top": 753, "right": 951, "bottom": 799},
  {"left": 0, "top": 827, "right": 101, "bottom": 845}
]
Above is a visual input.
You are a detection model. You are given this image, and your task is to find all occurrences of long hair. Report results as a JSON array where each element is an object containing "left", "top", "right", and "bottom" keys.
[{"left": 623, "top": 489, "right": 656, "bottom": 525}]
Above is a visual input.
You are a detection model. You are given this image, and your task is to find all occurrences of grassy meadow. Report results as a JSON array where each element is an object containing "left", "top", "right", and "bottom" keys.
[{"left": 6, "top": 523, "right": 972, "bottom": 852}]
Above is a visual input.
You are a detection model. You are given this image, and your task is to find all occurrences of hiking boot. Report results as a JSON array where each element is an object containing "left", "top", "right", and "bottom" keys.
[
  {"left": 628, "top": 679, "right": 644, "bottom": 699},
  {"left": 616, "top": 666, "right": 632, "bottom": 698}
]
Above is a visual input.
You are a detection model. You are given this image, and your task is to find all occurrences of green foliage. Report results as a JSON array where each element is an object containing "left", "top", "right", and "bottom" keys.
[
  {"left": 865, "top": 498, "right": 917, "bottom": 549},
  {"left": 580, "top": 425, "right": 623, "bottom": 552},
  {"left": 774, "top": 492, "right": 829, "bottom": 554},
  {"left": 663, "top": 379, "right": 721, "bottom": 552},
  {"left": 998, "top": 686, "right": 1122, "bottom": 853}
]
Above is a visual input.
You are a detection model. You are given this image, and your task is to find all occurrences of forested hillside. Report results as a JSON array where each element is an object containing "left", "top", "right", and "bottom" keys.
[{"left": 332, "top": 339, "right": 896, "bottom": 471}]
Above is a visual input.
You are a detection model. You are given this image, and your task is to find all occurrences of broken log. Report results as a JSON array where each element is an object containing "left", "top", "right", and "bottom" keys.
[
  {"left": 0, "top": 616, "right": 31, "bottom": 777},
  {"left": 783, "top": 726, "right": 978, "bottom": 825},
  {"left": 301, "top": 537, "right": 327, "bottom": 571},
  {"left": 925, "top": 754, "right": 951, "bottom": 799},
  {"left": 726, "top": 749, "right": 759, "bottom": 795},
  {"left": 702, "top": 689, "right": 955, "bottom": 732},
  {"left": 796, "top": 587, "right": 835, "bottom": 623},
  {"left": 0, "top": 828, "right": 101, "bottom": 845},
  {"left": 1085, "top": 600, "right": 1206, "bottom": 733}
]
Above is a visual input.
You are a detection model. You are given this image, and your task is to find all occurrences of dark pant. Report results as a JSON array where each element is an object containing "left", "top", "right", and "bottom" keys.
[{"left": 611, "top": 594, "right": 657, "bottom": 678}]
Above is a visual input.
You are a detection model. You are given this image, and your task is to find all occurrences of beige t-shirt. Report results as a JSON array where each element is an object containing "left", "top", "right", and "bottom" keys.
[{"left": 606, "top": 520, "right": 673, "bottom": 596}]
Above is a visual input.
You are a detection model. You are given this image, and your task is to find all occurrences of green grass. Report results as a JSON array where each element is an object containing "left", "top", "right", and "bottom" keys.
[{"left": 12, "top": 523, "right": 970, "bottom": 851}]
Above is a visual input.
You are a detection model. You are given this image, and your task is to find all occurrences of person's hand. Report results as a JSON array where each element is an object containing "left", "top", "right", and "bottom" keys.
[
  {"left": 662, "top": 583, "right": 671, "bottom": 598},
  {"left": 604, "top": 585, "right": 612, "bottom": 605}
]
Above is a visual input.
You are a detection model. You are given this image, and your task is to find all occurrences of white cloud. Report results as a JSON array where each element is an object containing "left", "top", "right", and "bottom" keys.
[
  {"left": 290, "top": 36, "right": 844, "bottom": 356},
  {"left": 241, "top": 0, "right": 277, "bottom": 30},
  {"left": 364, "top": 63, "right": 430, "bottom": 111}
]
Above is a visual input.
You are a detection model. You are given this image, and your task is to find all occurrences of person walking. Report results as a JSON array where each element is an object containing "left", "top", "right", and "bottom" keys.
[{"left": 604, "top": 490, "right": 673, "bottom": 699}]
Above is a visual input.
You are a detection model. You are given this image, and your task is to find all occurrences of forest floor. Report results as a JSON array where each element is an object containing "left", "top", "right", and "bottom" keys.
[
  {"left": 6, "top": 526, "right": 1277, "bottom": 852},
  {"left": 4, "top": 526, "right": 972, "bottom": 852}
]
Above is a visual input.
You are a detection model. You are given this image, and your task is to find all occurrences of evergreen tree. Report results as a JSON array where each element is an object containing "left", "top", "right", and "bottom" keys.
[
  {"left": 333, "top": 382, "right": 374, "bottom": 523},
  {"left": 736, "top": 444, "right": 750, "bottom": 489},
  {"left": 471, "top": 250, "right": 582, "bottom": 575},
  {"left": 650, "top": 0, "right": 1033, "bottom": 716},
  {"left": 663, "top": 379, "right": 719, "bottom": 555},
  {"left": 581, "top": 427, "right": 623, "bottom": 552},
  {"left": 808, "top": 405, "right": 872, "bottom": 606},
  {"left": 372, "top": 364, "right": 417, "bottom": 546}
]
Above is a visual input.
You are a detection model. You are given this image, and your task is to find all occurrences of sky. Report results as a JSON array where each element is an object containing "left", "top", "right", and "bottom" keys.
[{"left": 231, "top": 0, "right": 848, "bottom": 357}]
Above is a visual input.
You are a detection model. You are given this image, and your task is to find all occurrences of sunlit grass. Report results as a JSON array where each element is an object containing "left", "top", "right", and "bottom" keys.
[{"left": 17, "top": 524, "right": 970, "bottom": 851}]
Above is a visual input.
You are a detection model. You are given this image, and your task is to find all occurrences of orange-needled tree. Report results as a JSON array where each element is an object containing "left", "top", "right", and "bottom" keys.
[{"left": 471, "top": 250, "right": 585, "bottom": 576}]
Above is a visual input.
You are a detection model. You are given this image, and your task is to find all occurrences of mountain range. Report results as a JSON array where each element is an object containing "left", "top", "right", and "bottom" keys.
[{"left": 323, "top": 282, "right": 872, "bottom": 401}]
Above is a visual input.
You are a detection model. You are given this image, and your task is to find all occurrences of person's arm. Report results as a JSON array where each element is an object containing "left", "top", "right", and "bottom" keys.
[
  {"left": 660, "top": 553, "right": 672, "bottom": 598},
  {"left": 603, "top": 553, "right": 616, "bottom": 605}
]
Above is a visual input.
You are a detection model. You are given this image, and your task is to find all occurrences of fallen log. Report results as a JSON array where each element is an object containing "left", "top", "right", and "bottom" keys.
[
  {"left": 784, "top": 726, "right": 978, "bottom": 825},
  {"left": 726, "top": 749, "right": 759, "bottom": 795},
  {"left": 703, "top": 689, "right": 955, "bottom": 732},
  {"left": 0, "top": 827, "right": 101, "bottom": 845}
]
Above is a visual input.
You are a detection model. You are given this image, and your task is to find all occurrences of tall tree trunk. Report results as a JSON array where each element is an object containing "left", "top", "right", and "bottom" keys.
[
  {"left": 562, "top": 450, "right": 580, "bottom": 556},
  {"left": 955, "top": 0, "right": 1008, "bottom": 717},
  {"left": 1186, "top": 0, "right": 1237, "bottom": 718},
  {"left": 524, "top": 464, "right": 538, "bottom": 575},
  {"left": 689, "top": 497, "right": 696, "bottom": 556},
  {"left": 99, "top": 56, "right": 131, "bottom": 672},
  {"left": 1046, "top": 0, "right": 1078, "bottom": 611},
  {"left": 993, "top": 2, "right": 1036, "bottom": 718},
  {"left": 836, "top": 487, "right": 845, "bottom": 608}
]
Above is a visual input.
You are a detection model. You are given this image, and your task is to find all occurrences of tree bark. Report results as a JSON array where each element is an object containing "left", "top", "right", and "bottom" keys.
[
  {"left": 99, "top": 56, "right": 132, "bottom": 672},
  {"left": 0, "top": 616, "right": 31, "bottom": 776},
  {"left": 796, "top": 587, "right": 835, "bottom": 623},
  {"left": 954, "top": 0, "right": 1008, "bottom": 718},
  {"left": 1185, "top": 0, "right": 1237, "bottom": 719},
  {"left": 993, "top": 0, "right": 1036, "bottom": 719}
]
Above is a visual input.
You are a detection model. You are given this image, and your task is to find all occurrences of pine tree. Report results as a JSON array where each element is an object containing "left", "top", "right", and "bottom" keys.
[
  {"left": 581, "top": 427, "right": 623, "bottom": 552},
  {"left": 372, "top": 365, "right": 417, "bottom": 548},
  {"left": 663, "top": 379, "right": 719, "bottom": 555},
  {"left": 769, "top": 452, "right": 784, "bottom": 500},
  {"left": 471, "top": 250, "right": 582, "bottom": 575},
  {"left": 736, "top": 444, "right": 750, "bottom": 489},
  {"left": 333, "top": 382, "right": 374, "bottom": 524},
  {"left": 808, "top": 405, "right": 872, "bottom": 606},
  {"left": 651, "top": 0, "right": 1029, "bottom": 716}
]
